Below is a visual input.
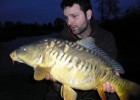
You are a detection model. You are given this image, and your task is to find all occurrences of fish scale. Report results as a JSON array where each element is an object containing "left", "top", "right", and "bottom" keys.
[
  {"left": 48, "top": 43, "right": 93, "bottom": 75},
  {"left": 10, "top": 37, "right": 140, "bottom": 100}
]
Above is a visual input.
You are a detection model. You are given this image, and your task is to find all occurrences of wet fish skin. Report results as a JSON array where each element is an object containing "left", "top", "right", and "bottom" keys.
[
  {"left": 77, "top": 37, "right": 125, "bottom": 74},
  {"left": 10, "top": 38, "right": 140, "bottom": 100}
]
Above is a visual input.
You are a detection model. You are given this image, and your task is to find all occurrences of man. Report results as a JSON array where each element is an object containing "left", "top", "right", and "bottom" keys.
[{"left": 45, "top": 0, "right": 124, "bottom": 99}]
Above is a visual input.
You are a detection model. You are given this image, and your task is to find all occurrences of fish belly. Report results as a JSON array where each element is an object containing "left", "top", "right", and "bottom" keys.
[{"left": 50, "top": 63, "right": 96, "bottom": 90}]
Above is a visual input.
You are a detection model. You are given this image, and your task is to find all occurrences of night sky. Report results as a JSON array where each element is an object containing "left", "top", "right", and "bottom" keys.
[
  {"left": 0, "top": 0, "right": 137, "bottom": 24},
  {"left": 0, "top": 1, "right": 140, "bottom": 99}
]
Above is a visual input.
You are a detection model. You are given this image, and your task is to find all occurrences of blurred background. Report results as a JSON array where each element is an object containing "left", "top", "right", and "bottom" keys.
[{"left": 0, "top": 0, "right": 140, "bottom": 100}]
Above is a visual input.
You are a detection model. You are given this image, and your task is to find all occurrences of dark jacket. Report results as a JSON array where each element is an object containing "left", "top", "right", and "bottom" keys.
[
  {"left": 53, "top": 17, "right": 120, "bottom": 100},
  {"left": 57, "top": 17, "right": 118, "bottom": 60}
]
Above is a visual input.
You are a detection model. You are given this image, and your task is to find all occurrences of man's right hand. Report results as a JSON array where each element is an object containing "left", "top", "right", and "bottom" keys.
[
  {"left": 45, "top": 74, "right": 57, "bottom": 82},
  {"left": 45, "top": 74, "right": 61, "bottom": 92}
]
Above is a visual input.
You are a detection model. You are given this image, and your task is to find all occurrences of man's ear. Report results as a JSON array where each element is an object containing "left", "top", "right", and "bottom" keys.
[{"left": 86, "top": 9, "right": 92, "bottom": 20}]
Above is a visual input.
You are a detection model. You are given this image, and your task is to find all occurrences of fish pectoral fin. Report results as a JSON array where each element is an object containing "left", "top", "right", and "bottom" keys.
[
  {"left": 97, "top": 84, "right": 106, "bottom": 100},
  {"left": 34, "top": 65, "right": 52, "bottom": 81},
  {"left": 61, "top": 85, "right": 77, "bottom": 100}
]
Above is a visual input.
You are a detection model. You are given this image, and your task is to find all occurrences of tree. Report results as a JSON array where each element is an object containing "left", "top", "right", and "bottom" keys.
[
  {"left": 124, "top": 0, "right": 140, "bottom": 15},
  {"left": 53, "top": 17, "right": 65, "bottom": 33},
  {"left": 0, "top": 21, "right": 2, "bottom": 28},
  {"left": 95, "top": 0, "right": 120, "bottom": 24},
  {"left": 47, "top": 22, "right": 53, "bottom": 34},
  {"left": 4, "top": 21, "right": 15, "bottom": 29}
]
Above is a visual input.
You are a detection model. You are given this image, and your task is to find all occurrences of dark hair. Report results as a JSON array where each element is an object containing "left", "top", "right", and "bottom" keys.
[{"left": 61, "top": 0, "right": 92, "bottom": 13}]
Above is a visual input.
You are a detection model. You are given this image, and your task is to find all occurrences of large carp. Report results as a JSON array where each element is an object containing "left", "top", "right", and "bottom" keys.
[{"left": 10, "top": 37, "right": 140, "bottom": 100}]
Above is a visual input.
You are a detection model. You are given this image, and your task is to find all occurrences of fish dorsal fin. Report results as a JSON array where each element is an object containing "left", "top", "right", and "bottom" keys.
[{"left": 77, "top": 37, "right": 125, "bottom": 74}]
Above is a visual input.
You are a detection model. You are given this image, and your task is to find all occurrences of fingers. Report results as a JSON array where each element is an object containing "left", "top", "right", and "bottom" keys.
[
  {"left": 45, "top": 75, "right": 51, "bottom": 80},
  {"left": 93, "top": 87, "right": 97, "bottom": 90},
  {"left": 45, "top": 75, "right": 57, "bottom": 82},
  {"left": 103, "top": 82, "right": 115, "bottom": 93},
  {"left": 102, "top": 71, "right": 119, "bottom": 93},
  {"left": 45, "top": 74, "right": 53, "bottom": 80},
  {"left": 115, "top": 71, "right": 120, "bottom": 76}
]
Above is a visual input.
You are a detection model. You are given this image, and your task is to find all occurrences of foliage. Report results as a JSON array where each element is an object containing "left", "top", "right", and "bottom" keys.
[
  {"left": 0, "top": 19, "right": 64, "bottom": 42},
  {"left": 95, "top": 0, "right": 120, "bottom": 24}
]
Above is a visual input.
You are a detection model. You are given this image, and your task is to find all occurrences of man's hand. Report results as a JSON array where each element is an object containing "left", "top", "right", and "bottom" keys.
[
  {"left": 102, "top": 71, "right": 120, "bottom": 93},
  {"left": 45, "top": 74, "right": 57, "bottom": 82},
  {"left": 45, "top": 71, "right": 120, "bottom": 93},
  {"left": 103, "top": 82, "right": 115, "bottom": 93}
]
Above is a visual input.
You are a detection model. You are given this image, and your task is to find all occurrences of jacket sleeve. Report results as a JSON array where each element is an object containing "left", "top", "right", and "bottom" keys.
[{"left": 94, "top": 28, "right": 118, "bottom": 60}]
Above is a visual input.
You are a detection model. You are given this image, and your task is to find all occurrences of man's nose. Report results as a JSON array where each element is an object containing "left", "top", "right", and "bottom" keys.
[{"left": 67, "top": 17, "right": 74, "bottom": 25}]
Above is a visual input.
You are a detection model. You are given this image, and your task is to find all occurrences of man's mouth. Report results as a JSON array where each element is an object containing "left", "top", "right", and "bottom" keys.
[{"left": 70, "top": 26, "right": 77, "bottom": 31}]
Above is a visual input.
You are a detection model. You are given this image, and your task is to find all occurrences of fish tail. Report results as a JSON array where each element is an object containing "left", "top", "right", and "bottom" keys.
[
  {"left": 127, "top": 80, "right": 140, "bottom": 98},
  {"left": 115, "top": 78, "right": 140, "bottom": 100}
]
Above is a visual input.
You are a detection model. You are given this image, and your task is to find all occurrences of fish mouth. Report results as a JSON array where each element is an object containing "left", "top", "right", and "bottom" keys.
[{"left": 10, "top": 51, "right": 23, "bottom": 63}]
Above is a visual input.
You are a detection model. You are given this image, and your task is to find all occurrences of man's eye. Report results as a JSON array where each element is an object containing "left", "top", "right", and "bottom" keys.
[{"left": 72, "top": 15, "right": 78, "bottom": 18}]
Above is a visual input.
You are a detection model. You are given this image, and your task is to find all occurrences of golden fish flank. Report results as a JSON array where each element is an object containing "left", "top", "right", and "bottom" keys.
[{"left": 10, "top": 38, "right": 140, "bottom": 100}]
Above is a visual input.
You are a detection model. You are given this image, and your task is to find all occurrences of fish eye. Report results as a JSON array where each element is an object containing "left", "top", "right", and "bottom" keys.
[{"left": 20, "top": 46, "right": 27, "bottom": 51}]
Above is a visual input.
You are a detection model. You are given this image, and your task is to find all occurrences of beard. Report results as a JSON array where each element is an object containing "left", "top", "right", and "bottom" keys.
[{"left": 69, "top": 21, "right": 89, "bottom": 35}]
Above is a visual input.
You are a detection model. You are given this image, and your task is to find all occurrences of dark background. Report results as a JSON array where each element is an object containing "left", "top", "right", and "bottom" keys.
[{"left": 0, "top": 1, "right": 140, "bottom": 100}]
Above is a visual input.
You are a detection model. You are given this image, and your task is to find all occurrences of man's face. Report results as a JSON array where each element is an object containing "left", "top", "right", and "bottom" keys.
[{"left": 63, "top": 4, "right": 90, "bottom": 35}]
